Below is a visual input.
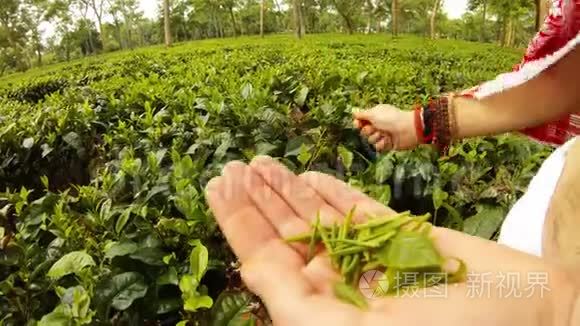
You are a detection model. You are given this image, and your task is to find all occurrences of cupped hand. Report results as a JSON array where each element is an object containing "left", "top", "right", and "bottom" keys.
[
  {"left": 205, "top": 156, "right": 575, "bottom": 326},
  {"left": 353, "top": 104, "right": 418, "bottom": 151}
]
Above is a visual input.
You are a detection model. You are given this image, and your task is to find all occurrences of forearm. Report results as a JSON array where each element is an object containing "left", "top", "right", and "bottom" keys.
[
  {"left": 570, "top": 292, "right": 580, "bottom": 326},
  {"left": 453, "top": 47, "right": 580, "bottom": 140}
]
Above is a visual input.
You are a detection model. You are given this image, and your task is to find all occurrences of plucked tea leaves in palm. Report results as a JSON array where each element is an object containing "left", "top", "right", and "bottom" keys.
[{"left": 285, "top": 208, "right": 467, "bottom": 309}]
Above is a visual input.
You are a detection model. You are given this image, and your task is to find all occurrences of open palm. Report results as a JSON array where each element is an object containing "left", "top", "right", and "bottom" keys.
[{"left": 205, "top": 156, "right": 571, "bottom": 326}]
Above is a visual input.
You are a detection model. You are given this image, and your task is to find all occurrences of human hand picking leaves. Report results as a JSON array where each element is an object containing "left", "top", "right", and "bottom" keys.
[
  {"left": 204, "top": 156, "right": 578, "bottom": 326},
  {"left": 353, "top": 104, "right": 419, "bottom": 152}
]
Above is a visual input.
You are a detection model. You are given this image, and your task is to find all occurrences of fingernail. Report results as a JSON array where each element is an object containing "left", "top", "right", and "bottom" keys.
[
  {"left": 250, "top": 155, "right": 275, "bottom": 167},
  {"left": 205, "top": 177, "right": 222, "bottom": 193}
]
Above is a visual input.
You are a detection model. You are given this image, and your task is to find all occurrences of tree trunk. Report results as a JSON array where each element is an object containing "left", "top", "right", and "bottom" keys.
[
  {"left": 342, "top": 15, "right": 354, "bottom": 34},
  {"left": 229, "top": 8, "right": 238, "bottom": 37},
  {"left": 163, "top": 0, "right": 172, "bottom": 47},
  {"left": 510, "top": 20, "right": 516, "bottom": 46},
  {"left": 299, "top": 3, "right": 306, "bottom": 36},
  {"left": 96, "top": 16, "right": 106, "bottom": 50},
  {"left": 260, "top": 0, "right": 265, "bottom": 37},
  {"left": 503, "top": 17, "right": 513, "bottom": 47},
  {"left": 88, "top": 28, "right": 95, "bottom": 54},
  {"left": 480, "top": 0, "right": 487, "bottom": 41},
  {"left": 430, "top": 0, "right": 441, "bottom": 39},
  {"left": 391, "top": 0, "right": 398, "bottom": 36},
  {"left": 293, "top": 0, "right": 303, "bottom": 38},
  {"left": 36, "top": 45, "right": 42, "bottom": 66},
  {"left": 535, "top": 0, "right": 550, "bottom": 31},
  {"left": 126, "top": 20, "right": 132, "bottom": 49}
]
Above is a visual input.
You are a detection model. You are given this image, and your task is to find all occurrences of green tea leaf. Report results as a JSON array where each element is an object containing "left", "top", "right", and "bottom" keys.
[
  {"left": 115, "top": 208, "right": 132, "bottom": 234},
  {"left": 256, "top": 142, "right": 278, "bottom": 156},
  {"left": 95, "top": 272, "right": 148, "bottom": 311},
  {"left": 333, "top": 281, "right": 368, "bottom": 310},
  {"left": 22, "top": 137, "right": 34, "bottom": 149},
  {"left": 190, "top": 242, "right": 209, "bottom": 282},
  {"left": 297, "top": 143, "right": 312, "bottom": 166},
  {"left": 285, "top": 136, "right": 312, "bottom": 157},
  {"left": 184, "top": 294, "right": 214, "bottom": 312},
  {"left": 129, "top": 247, "right": 166, "bottom": 266},
  {"left": 0, "top": 243, "right": 23, "bottom": 266},
  {"left": 214, "top": 133, "right": 233, "bottom": 160},
  {"left": 374, "top": 156, "right": 394, "bottom": 183},
  {"left": 179, "top": 275, "right": 213, "bottom": 312},
  {"left": 295, "top": 86, "right": 309, "bottom": 107},
  {"left": 104, "top": 241, "right": 138, "bottom": 260},
  {"left": 47, "top": 251, "right": 95, "bottom": 280},
  {"left": 379, "top": 232, "right": 441, "bottom": 270},
  {"left": 157, "top": 218, "right": 192, "bottom": 235},
  {"left": 62, "top": 132, "right": 84, "bottom": 157},
  {"left": 38, "top": 306, "right": 70, "bottom": 326},
  {"left": 156, "top": 298, "right": 182, "bottom": 315},
  {"left": 210, "top": 291, "right": 254, "bottom": 326},
  {"left": 463, "top": 205, "right": 506, "bottom": 239},
  {"left": 158, "top": 267, "right": 179, "bottom": 286},
  {"left": 241, "top": 83, "right": 254, "bottom": 100},
  {"left": 432, "top": 187, "right": 449, "bottom": 210},
  {"left": 40, "top": 143, "right": 53, "bottom": 158},
  {"left": 337, "top": 145, "right": 354, "bottom": 172}
]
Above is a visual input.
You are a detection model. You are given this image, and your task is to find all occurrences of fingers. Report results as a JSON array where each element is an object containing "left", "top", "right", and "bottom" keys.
[
  {"left": 241, "top": 240, "right": 315, "bottom": 322},
  {"left": 367, "top": 132, "right": 394, "bottom": 152},
  {"left": 299, "top": 171, "right": 397, "bottom": 223},
  {"left": 368, "top": 132, "right": 382, "bottom": 145},
  {"left": 205, "top": 162, "right": 278, "bottom": 262},
  {"left": 250, "top": 156, "right": 344, "bottom": 226},
  {"left": 353, "top": 118, "right": 375, "bottom": 136},
  {"left": 242, "top": 161, "right": 312, "bottom": 256},
  {"left": 353, "top": 110, "right": 371, "bottom": 123},
  {"left": 375, "top": 137, "right": 392, "bottom": 152}
]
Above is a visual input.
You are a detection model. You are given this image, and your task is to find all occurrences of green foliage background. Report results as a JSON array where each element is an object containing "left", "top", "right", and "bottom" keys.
[{"left": 0, "top": 34, "right": 551, "bottom": 325}]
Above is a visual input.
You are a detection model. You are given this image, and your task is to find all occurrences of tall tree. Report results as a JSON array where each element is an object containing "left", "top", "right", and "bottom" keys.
[
  {"left": 78, "top": 0, "right": 96, "bottom": 53},
  {"left": 23, "top": 0, "right": 53, "bottom": 66},
  {"left": 429, "top": 0, "right": 442, "bottom": 39},
  {"left": 108, "top": 0, "right": 141, "bottom": 48},
  {"left": 391, "top": 0, "right": 398, "bottom": 36},
  {"left": 164, "top": 0, "right": 172, "bottom": 46},
  {"left": 87, "top": 0, "right": 108, "bottom": 49},
  {"left": 489, "top": 0, "right": 533, "bottom": 47},
  {"left": 535, "top": 0, "right": 549, "bottom": 31},
  {"left": 260, "top": 0, "right": 265, "bottom": 37},
  {"left": 468, "top": 0, "right": 488, "bottom": 41},
  {"left": 292, "top": 0, "right": 304, "bottom": 38},
  {"left": 0, "top": 0, "right": 29, "bottom": 75},
  {"left": 364, "top": 0, "right": 374, "bottom": 33},
  {"left": 373, "top": 0, "right": 388, "bottom": 33},
  {"left": 330, "top": 0, "right": 363, "bottom": 34},
  {"left": 223, "top": 0, "right": 239, "bottom": 37}
]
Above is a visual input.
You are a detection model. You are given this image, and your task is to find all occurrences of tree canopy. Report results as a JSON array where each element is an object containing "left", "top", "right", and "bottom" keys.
[{"left": 0, "top": 0, "right": 543, "bottom": 76}]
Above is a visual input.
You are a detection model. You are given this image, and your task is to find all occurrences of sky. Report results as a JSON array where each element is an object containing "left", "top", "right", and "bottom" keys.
[
  {"left": 41, "top": 0, "right": 468, "bottom": 40},
  {"left": 445, "top": 0, "right": 468, "bottom": 19}
]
